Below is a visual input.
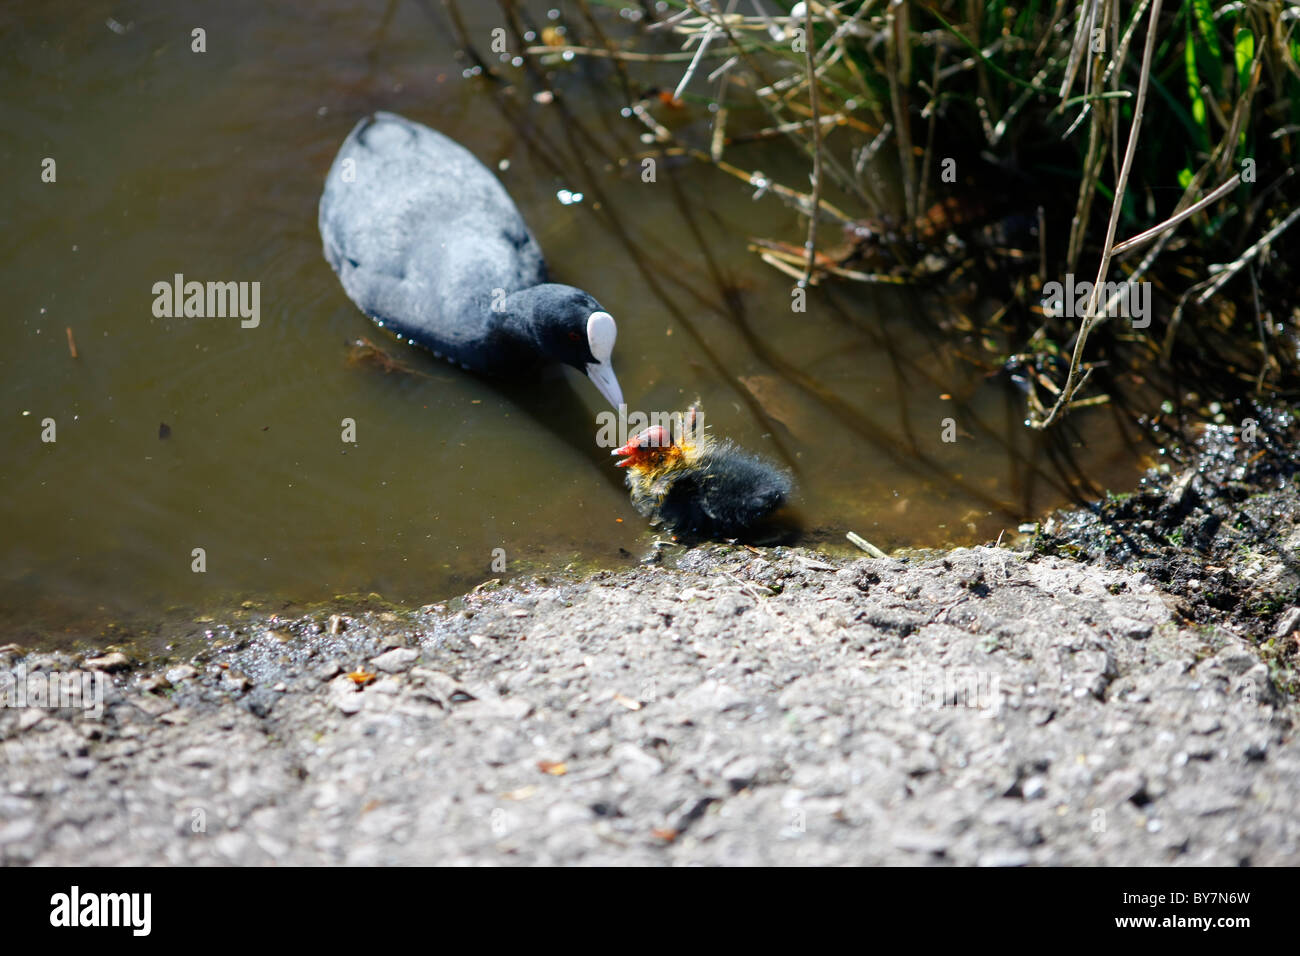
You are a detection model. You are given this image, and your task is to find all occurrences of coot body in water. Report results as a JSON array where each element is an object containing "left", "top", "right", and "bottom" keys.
[
  {"left": 613, "top": 405, "right": 791, "bottom": 538},
  {"left": 319, "top": 112, "right": 622, "bottom": 407}
]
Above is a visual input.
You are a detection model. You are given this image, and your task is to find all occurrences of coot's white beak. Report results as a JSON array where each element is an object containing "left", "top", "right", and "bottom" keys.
[
  {"left": 586, "top": 360, "right": 623, "bottom": 408},
  {"left": 585, "top": 311, "right": 623, "bottom": 408}
]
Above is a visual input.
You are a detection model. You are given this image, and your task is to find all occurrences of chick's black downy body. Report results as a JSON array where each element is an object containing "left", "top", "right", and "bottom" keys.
[
  {"left": 639, "top": 440, "right": 791, "bottom": 538},
  {"left": 614, "top": 409, "right": 791, "bottom": 539}
]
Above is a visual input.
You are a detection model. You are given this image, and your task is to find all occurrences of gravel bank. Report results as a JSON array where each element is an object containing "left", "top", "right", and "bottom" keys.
[{"left": 2, "top": 543, "right": 1296, "bottom": 865}]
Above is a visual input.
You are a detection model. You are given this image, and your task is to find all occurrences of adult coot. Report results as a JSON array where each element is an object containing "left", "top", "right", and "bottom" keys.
[{"left": 319, "top": 112, "right": 623, "bottom": 407}]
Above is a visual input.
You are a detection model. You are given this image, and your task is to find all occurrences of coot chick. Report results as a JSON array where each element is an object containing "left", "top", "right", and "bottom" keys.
[
  {"left": 319, "top": 112, "right": 623, "bottom": 407},
  {"left": 613, "top": 405, "right": 792, "bottom": 538}
]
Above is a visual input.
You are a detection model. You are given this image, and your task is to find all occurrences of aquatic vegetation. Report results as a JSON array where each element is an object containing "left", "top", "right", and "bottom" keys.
[{"left": 477, "top": 0, "right": 1300, "bottom": 427}]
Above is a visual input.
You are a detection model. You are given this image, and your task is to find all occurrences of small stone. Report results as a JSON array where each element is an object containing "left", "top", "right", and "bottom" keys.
[
  {"left": 1216, "top": 649, "right": 1258, "bottom": 675},
  {"left": 139, "top": 674, "right": 171, "bottom": 695},
  {"left": 891, "top": 830, "right": 949, "bottom": 855},
  {"left": 612, "top": 743, "right": 662, "bottom": 781},
  {"left": 721, "top": 756, "right": 761, "bottom": 791},
  {"left": 978, "top": 849, "right": 1030, "bottom": 867},
  {"left": 222, "top": 672, "right": 253, "bottom": 694},
  {"left": 371, "top": 647, "right": 419, "bottom": 673},
  {"left": 86, "top": 652, "right": 130, "bottom": 673},
  {"left": 316, "top": 661, "right": 342, "bottom": 682},
  {"left": 1166, "top": 470, "right": 1195, "bottom": 509},
  {"left": 1080, "top": 673, "right": 1110, "bottom": 700},
  {"left": 1243, "top": 739, "right": 1268, "bottom": 760},
  {"left": 1108, "top": 616, "right": 1152, "bottom": 639},
  {"left": 178, "top": 747, "right": 220, "bottom": 768},
  {"left": 1190, "top": 714, "right": 1222, "bottom": 735},
  {"left": 408, "top": 668, "right": 465, "bottom": 705},
  {"left": 1273, "top": 606, "right": 1300, "bottom": 640},
  {"left": 546, "top": 802, "right": 592, "bottom": 826},
  {"left": 1098, "top": 770, "right": 1146, "bottom": 805},
  {"left": 0, "top": 819, "right": 36, "bottom": 845},
  {"left": 132, "top": 695, "right": 175, "bottom": 717},
  {"left": 1021, "top": 776, "right": 1047, "bottom": 800},
  {"left": 165, "top": 665, "right": 198, "bottom": 683}
]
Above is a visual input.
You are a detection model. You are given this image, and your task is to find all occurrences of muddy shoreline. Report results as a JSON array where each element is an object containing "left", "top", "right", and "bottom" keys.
[{"left": 1, "top": 412, "right": 1297, "bottom": 865}]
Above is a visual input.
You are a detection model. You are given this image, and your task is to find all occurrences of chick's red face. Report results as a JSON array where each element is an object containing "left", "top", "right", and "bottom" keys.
[{"left": 613, "top": 425, "right": 673, "bottom": 469}]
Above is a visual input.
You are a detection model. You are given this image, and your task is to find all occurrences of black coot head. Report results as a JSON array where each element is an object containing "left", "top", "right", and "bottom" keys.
[{"left": 522, "top": 284, "right": 623, "bottom": 407}]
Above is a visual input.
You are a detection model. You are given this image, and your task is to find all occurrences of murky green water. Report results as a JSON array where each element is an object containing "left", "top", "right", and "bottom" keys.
[{"left": 0, "top": 1, "right": 1150, "bottom": 649}]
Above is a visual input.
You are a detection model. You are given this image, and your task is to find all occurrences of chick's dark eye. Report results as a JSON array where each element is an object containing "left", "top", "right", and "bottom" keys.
[{"left": 568, "top": 331, "right": 581, "bottom": 342}]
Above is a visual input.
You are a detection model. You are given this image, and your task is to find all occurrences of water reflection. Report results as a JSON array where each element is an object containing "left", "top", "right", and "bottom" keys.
[{"left": 0, "top": 0, "right": 1150, "bottom": 649}]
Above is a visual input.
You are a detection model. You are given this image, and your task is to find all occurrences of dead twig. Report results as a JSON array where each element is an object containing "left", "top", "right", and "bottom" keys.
[
  {"left": 1032, "top": 0, "right": 1164, "bottom": 430},
  {"left": 1110, "top": 175, "right": 1241, "bottom": 257},
  {"left": 800, "top": 0, "right": 822, "bottom": 288},
  {"left": 847, "top": 531, "right": 888, "bottom": 558},
  {"left": 1195, "top": 205, "right": 1300, "bottom": 305}
]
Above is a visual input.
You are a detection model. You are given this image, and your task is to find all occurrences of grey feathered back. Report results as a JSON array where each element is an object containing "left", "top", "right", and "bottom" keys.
[{"left": 319, "top": 112, "right": 547, "bottom": 371}]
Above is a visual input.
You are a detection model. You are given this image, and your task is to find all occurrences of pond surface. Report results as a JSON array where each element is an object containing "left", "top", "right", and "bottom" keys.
[{"left": 0, "top": 0, "right": 1152, "bottom": 649}]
